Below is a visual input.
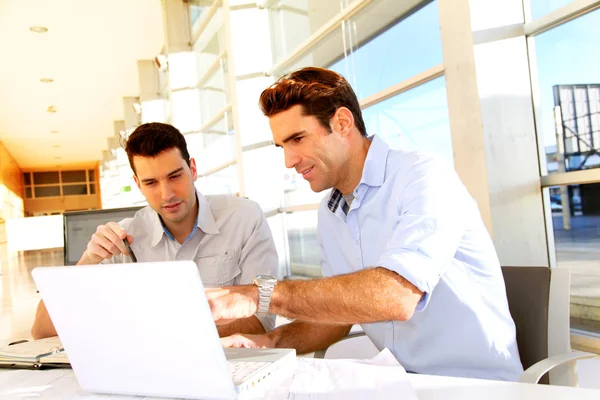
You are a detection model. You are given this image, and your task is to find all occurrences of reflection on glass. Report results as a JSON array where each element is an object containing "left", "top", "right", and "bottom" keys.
[
  {"left": 362, "top": 77, "right": 453, "bottom": 163},
  {"left": 532, "top": 9, "right": 600, "bottom": 173},
  {"left": 286, "top": 210, "right": 321, "bottom": 277},
  {"left": 530, "top": 0, "right": 575, "bottom": 20},
  {"left": 268, "top": 0, "right": 359, "bottom": 64},
  {"left": 330, "top": 1, "right": 442, "bottom": 100},
  {"left": 548, "top": 183, "right": 600, "bottom": 334}
]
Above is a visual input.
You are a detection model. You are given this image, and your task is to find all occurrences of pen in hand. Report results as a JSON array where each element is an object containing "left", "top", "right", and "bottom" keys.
[{"left": 123, "top": 238, "right": 137, "bottom": 263}]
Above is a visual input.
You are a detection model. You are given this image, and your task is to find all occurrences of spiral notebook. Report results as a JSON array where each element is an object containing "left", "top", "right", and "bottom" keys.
[{"left": 0, "top": 336, "right": 70, "bottom": 369}]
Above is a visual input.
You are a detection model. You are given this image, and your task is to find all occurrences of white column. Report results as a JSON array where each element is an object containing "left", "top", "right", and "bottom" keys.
[{"left": 439, "top": 0, "right": 549, "bottom": 267}]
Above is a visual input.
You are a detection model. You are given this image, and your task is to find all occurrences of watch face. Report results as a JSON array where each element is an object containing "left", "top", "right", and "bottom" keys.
[{"left": 254, "top": 275, "right": 276, "bottom": 285}]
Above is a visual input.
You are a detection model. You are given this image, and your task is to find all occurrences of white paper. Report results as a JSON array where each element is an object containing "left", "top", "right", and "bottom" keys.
[{"left": 286, "top": 349, "right": 419, "bottom": 400}]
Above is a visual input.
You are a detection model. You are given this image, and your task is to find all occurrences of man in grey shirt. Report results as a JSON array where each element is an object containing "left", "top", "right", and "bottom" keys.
[{"left": 32, "top": 122, "right": 278, "bottom": 339}]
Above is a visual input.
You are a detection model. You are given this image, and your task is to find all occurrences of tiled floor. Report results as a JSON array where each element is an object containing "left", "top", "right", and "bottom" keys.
[
  {"left": 0, "top": 248, "right": 63, "bottom": 343},
  {"left": 1, "top": 248, "right": 600, "bottom": 389}
]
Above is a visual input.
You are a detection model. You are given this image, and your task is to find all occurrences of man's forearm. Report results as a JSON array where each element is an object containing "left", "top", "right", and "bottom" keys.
[
  {"left": 31, "top": 301, "right": 57, "bottom": 340},
  {"left": 270, "top": 267, "right": 423, "bottom": 324},
  {"left": 217, "top": 315, "right": 265, "bottom": 338},
  {"left": 267, "top": 321, "right": 351, "bottom": 354}
]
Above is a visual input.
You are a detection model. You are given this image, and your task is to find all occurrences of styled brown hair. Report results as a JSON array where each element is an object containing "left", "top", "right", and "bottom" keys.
[
  {"left": 259, "top": 67, "right": 367, "bottom": 137},
  {"left": 124, "top": 122, "right": 191, "bottom": 174}
]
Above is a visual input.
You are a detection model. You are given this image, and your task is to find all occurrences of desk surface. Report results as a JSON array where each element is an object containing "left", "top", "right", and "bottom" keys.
[{"left": 1, "top": 367, "right": 600, "bottom": 399}]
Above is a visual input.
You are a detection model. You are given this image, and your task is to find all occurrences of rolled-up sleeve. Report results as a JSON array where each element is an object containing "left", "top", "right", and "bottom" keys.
[
  {"left": 234, "top": 201, "right": 279, "bottom": 331},
  {"left": 378, "top": 157, "right": 468, "bottom": 311}
]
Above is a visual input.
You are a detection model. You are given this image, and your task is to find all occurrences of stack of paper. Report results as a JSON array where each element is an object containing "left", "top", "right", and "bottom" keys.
[{"left": 286, "top": 349, "right": 419, "bottom": 399}]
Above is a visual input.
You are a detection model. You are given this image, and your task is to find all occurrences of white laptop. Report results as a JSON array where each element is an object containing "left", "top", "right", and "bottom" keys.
[{"left": 32, "top": 261, "right": 296, "bottom": 399}]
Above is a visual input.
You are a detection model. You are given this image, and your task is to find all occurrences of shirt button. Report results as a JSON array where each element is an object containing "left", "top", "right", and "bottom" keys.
[
  {"left": 354, "top": 240, "right": 359, "bottom": 245},
  {"left": 425, "top": 222, "right": 434, "bottom": 229}
]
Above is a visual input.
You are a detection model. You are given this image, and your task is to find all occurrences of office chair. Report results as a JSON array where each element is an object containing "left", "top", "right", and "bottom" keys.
[{"left": 315, "top": 266, "right": 596, "bottom": 386}]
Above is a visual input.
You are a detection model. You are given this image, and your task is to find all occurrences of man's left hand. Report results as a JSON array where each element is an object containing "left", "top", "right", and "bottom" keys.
[{"left": 206, "top": 285, "right": 258, "bottom": 325}]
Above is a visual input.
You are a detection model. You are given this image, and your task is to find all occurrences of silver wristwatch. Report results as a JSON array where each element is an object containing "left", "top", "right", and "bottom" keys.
[{"left": 253, "top": 275, "right": 277, "bottom": 315}]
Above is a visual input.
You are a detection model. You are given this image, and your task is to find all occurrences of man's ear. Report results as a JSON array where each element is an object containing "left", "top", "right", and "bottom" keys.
[
  {"left": 189, "top": 158, "right": 198, "bottom": 181},
  {"left": 133, "top": 174, "right": 141, "bottom": 190},
  {"left": 331, "top": 107, "right": 354, "bottom": 136}
]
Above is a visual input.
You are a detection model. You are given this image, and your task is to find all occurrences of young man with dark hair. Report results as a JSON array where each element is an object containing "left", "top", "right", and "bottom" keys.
[
  {"left": 207, "top": 67, "right": 524, "bottom": 381},
  {"left": 32, "top": 122, "right": 278, "bottom": 340}
]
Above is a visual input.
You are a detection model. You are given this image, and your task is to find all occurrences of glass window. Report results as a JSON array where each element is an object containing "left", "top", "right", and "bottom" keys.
[
  {"left": 88, "top": 169, "right": 95, "bottom": 182},
  {"left": 530, "top": 0, "right": 575, "bottom": 21},
  {"left": 362, "top": 77, "right": 453, "bottom": 163},
  {"left": 25, "top": 187, "right": 32, "bottom": 198},
  {"left": 23, "top": 173, "right": 31, "bottom": 186},
  {"left": 531, "top": 10, "right": 600, "bottom": 174},
  {"left": 89, "top": 183, "right": 96, "bottom": 195},
  {"left": 286, "top": 210, "right": 321, "bottom": 277},
  {"left": 547, "top": 183, "right": 600, "bottom": 334},
  {"left": 329, "top": 1, "right": 442, "bottom": 100},
  {"left": 243, "top": 146, "right": 285, "bottom": 212},
  {"left": 268, "top": 0, "right": 359, "bottom": 65},
  {"left": 195, "top": 164, "right": 239, "bottom": 196},
  {"left": 34, "top": 186, "right": 60, "bottom": 197},
  {"left": 33, "top": 172, "right": 59, "bottom": 185},
  {"left": 61, "top": 170, "right": 86, "bottom": 183},
  {"left": 62, "top": 184, "right": 88, "bottom": 196},
  {"left": 190, "top": 4, "right": 206, "bottom": 26}
]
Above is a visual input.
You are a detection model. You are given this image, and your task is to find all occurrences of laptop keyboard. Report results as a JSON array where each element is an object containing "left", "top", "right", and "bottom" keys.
[{"left": 229, "top": 361, "right": 270, "bottom": 385}]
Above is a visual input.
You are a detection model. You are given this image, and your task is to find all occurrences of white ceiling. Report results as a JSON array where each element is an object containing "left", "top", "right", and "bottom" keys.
[{"left": 0, "top": 0, "right": 164, "bottom": 169}]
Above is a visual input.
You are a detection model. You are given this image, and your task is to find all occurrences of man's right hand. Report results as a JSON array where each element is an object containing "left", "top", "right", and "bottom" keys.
[{"left": 79, "top": 222, "right": 133, "bottom": 264}]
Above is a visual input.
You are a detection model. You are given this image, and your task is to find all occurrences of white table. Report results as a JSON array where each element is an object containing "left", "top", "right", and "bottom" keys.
[{"left": 1, "top": 367, "right": 600, "bottom": 399}]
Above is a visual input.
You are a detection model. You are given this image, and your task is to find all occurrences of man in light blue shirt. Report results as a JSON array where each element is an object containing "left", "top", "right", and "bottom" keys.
[{"left": 209, "top": 67, "right": 524, "bottom": 381}]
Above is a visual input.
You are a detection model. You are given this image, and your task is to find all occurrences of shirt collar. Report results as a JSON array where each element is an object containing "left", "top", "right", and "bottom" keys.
[
  {"left": 327, "top": 135, "right": 389, "bottom": 213},
  {"left": 150, "top": 190, "right": 220, "bottom": 247}
]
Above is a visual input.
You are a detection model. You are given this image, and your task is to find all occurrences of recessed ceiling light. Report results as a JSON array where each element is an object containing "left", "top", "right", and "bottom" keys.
[
  {"left": 40, "top": 78, "right": 54, "bottom": 83},
  {"left": 52, "top": 145, "right": 60, "bottom": 148},
  {"left": 50, "top": 130, "right": 59, "bottom": 134},
  {"left": 47, "top": 105, "right": 57, "bottom": 113},
  {"left": 29, "top": 26, "right": 48, "bottom": 34},
  {"left": 54, "top": 156, "right": 61, "bottom": 160}
]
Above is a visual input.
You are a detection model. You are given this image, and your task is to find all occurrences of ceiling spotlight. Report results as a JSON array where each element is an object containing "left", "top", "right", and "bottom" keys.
[
  {"left": 47, "top": 105, "right": 57, "bottom": 113},
  {"left": 40, "top": 78, "right": 54, "bottom": 83},
  {"left": 50, "top": 130, "right": 59, "bottom": 134},
  {"left": 30, "top": 26, "right": 48, "bottom": 34},
  {"left": 54, "top": 156, "right": 61, "bottom": 160},
  {"left": 52, "top": 145, "right": 60, "bottom": 148}
]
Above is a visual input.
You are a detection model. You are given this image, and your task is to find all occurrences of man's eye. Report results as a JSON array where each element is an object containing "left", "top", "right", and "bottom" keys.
[
  {"left": 144, "top": 181, "right": 156, "bottom": 186},
  {"left": 170, "top": 174, "right": 181, "bottom": 180},
  {"left": 293, "top": 137, "right": 303, "bottom": 143}
]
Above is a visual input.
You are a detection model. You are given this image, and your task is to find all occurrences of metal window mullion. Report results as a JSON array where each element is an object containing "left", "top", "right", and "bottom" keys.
[
  {"left": 524, "top": 0, "right": 600, "bottom": 36},
  {"left": 360, "top": 64, "right": 444, "bottom": 109},
  {"left": 269, "top": 0, "right": 378, "bottom": 76}
]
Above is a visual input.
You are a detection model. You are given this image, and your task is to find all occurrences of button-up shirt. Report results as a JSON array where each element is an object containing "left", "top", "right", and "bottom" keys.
[
  {"left": 317, "top": 135, "right": 523, "bottom": 381},
  {"left": 103, "top": 191, "right": 278, "bottom": 331}
]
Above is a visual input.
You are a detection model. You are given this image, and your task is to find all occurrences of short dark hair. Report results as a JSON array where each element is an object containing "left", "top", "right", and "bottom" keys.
[
  {"left": 124, "top": 122, "right": 191, "bottom": 174},
  {"left": 259, "top": 67, "right": 367, "bottom": 137}
]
